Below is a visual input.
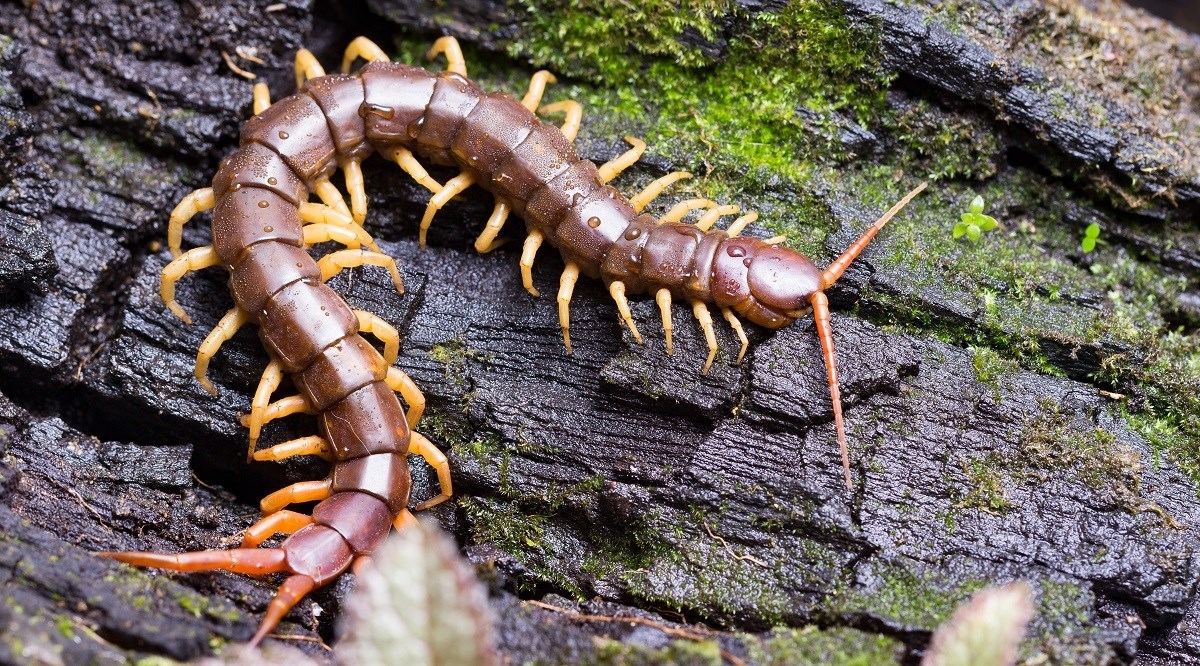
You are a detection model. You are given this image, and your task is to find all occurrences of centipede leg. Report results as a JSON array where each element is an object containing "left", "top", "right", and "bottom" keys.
[
  {"left": 630, "top": 172, "right": 692, "bottom": 213},
  {"left": 691, "top": 301, "right": 719, "bottom": 374},
  {"left": 419, "top": 172, "right": 476, "bottom": 248},
  {"left": 608, "top": 281, "right": 643, "bottom": 344},
  {"left": 161, "top": 246, "right": 220, "bottom": 325},
  {"left": 247, "top": 360, "right": 285, "bottom": 460},
  {"left": 340, "top": 157, "right": 368, "bottom": 224},
  {"left": 341, "top": 36, "right": 389, "bottom": 73},
  {"left": 318, "top": 249, "right": 405, "bottom": 296},
  {"left": 557, "top": 261, "right": 580, "bottom": 354},
  {"left": 598, "top": 136, "right": 646, "bottom": 183},
  {"left": 763, "top": 235, "right": 787, "bottom": 245},
  {"left": 240, "top": 510, "right": 315, "bottom": 548},
  {"left": 520, "top": 70, "right": 557, "bottom": 111},
  {"left": 252, "top": 82, "right": 272, "bottom": 115},
  {"left": 167, "top": 187, "right": 215, "bottom": 258},
  {"left": 260, "top": 479, "right": 333, "bottom": 515},
  {"left": 521, "top": 229, "right": 544, "bottom": 297},
  {"left": 195, "top": 306, "right": 251, "bottom": 397},
  {"left": 297, "top": 202, "right": 381, "bottom": 251},
  {"left": 100, "top": 548, "right": 288, "bottom": 576},
  {"left": 385, "top": 367, "right": 425, "bottom": 429},
  {"left": 239, "top": 395, "right": 315, "bottom": 429},
  {"left": 725, "top": 211, "right": 759, "bottom": 237},
  {"left": 385, "top": 146, "right": 444, "bottom": 194},
  {"left": 293, "top": 48, "right": 326, "bottom": 90},
  {"left": 355, "top": 310, "right": 399, "bottom": 366},
  {"left": 250, "top": 575, "right": 317, "bottom": 647},
  {"left": 658, "top": 198, "right": 718, "bottom": 225},
  {"left": 393, "top": 508, "right": 418, "bottom": 531},
  {"left": 694, "top": 204, "right": 740, "bottom": 231},
  {"left": 656, "top": 288, "right": 674, "bottom": 355},
  {"left": 253, "top": 435, "right": 334, "bottom": 463},
  {"left": 540, "top": 100, "right": 582, "bottom": 142},
  {"left": 311, "top": 177, "right": 352, "bottom": 219},
  {"left": 426, "top": 36, "right": 467, "bottom": 76},
  {"left": 473, "top": 201, "right": 511, "bottom": 254},
  {"left": 721, "top": 307, "right": 749, "bottom": 364},
  {"left": 409, "top": 432, "right": 453, "bottom": 511}
]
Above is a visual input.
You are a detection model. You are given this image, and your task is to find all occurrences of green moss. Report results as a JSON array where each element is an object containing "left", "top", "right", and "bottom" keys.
[
  {"left": 591, "top": 636, "right": 723, "bottom": 666},
  {"left": 428, "top": 338, "right": 483, "bottom": 385},
  {"left": 53, "top": 615, "right": 75, "bottom": 640},
  {"left": 828, "top": 565, "right": 986, "bottom": 630},
  {"left": 970, "top": 346, "right": 1017, "bottom": 398},
  {"left": 744, "top": 626, "right": 904, "bottom": 666},
  {"left": 954, "top": 454, "right": 1012, "bottom": 513}
]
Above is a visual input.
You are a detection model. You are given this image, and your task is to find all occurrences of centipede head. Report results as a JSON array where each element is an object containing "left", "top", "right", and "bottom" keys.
[{"left": 731, "top": 182, "right": 928, "bottom": 491}]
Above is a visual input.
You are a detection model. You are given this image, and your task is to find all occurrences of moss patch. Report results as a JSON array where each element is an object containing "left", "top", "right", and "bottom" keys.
[{"left": 744, "top": 626, "right": 904, "bottom": 666}]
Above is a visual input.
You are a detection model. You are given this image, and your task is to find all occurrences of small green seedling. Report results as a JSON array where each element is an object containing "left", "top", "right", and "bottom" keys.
[
  {"left": 1081, "top": 222, "right": 1101, "bottom": 253},
  {"left": 954, "top": 195, "right": 998, "bottom": 241}
]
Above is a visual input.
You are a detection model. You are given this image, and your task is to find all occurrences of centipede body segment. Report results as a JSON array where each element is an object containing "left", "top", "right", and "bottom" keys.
[{"left": 104, "top": 36, "right": 924, "bottom": 646}]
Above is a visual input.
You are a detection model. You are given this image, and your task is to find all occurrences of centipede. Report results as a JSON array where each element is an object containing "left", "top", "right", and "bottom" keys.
[{"left": 99, "top": 36, "right": 925, "bottom": 647}]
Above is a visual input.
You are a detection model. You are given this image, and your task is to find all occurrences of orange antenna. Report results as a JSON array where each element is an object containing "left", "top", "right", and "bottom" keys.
[
  {"left": 821, "top": 182, "right": 928, "bottom": 290},
  {"left": 814, "top": 182, "right": 928, "bottom": 489}
]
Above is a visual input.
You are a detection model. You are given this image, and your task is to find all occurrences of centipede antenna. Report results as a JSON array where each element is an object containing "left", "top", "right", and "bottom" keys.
[
  {"left": 821, "top": 182, "right": 928, "bottom": 289},
  {"left": 810, "top": 291, "right": 852, "bottom": 490},
  {"left": 99, "top": 547, "right": 288, "bottom": 575}
]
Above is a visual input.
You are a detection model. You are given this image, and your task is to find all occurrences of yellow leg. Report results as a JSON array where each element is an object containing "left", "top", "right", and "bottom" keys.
[
  {"left": 521, "top": 71, "right": 557, "bottom": 112},
  {"left": 260, "top": 479, "right": 332, "bottom": 516},
  {"left": 558, "top": 261, "right": 580, "bottom": 354},
  {"left": 521, "top": 230, "right": 544, "bottom": 297},
  {"left": 658, "top": 198, "right": 718, "bottom": 225},
  {"left": 293, "top": 48, "right": 326, "bottom": 90},
  {"left": 356, "top": 310, "right": 399, "bottom": 366},
  {"left": 474, "top": 202, "right": 511, "bottom": 254},
  {"left": 385, "top": 146, "right": 444, "bottom": 194},
  {"left": 764, "top": 234, "right": 787, "bottom": 245},
  {"left": 302, "top": 222, "right": 373, "bottom": 250},
  {"left": 195, "top": 307, "right": 251, "bottom": 397},
  {"left": 340, "top": 157, "right": 367, "bottom": 225},
  {"left": 318, "top": 249, "right": 405, "bottom": 296},
  {"left": 539, "top": 100, "right": 582, "bottom": 143},
  {"left": 385, "top": 367, "right": 425, "bottom": 430},
  {"left": 426, "top": 36, "right": 467, "bottom": 76},
  {"left": 695, "top": 204, "right": 740, "bottom": 232},
  {"left": 240, "top": 510, "right": 314, "bottom": 548},
  {"left": 409, "top": 432, "right": 453, "bottom": 511},
  {"left": 721, "top": 307, "right": 749, "bottom": 364},
  {"left": 726, "top": 211, "right": 759, "bottom": 237},
  {"left": 239, "top": 395, "right": 315, "bottom": 429},
  {"left": 597, "top": 136, "right": 646, "bottom": 184},
  {"left": 630, "top": 172, "right": 692, "bottom": 213},
  {"left": 341, "top": 36, "right": 389, "bottom": 72},
  {"left": 393, "top": 508, "right": 418, "bottom": 531},
  {"left": 608, "top": 281, "right": 643, "bottom": 344},
  {"left": 312, "top": 178, "right": 352, "bottom": 219},
  {"left": 167, "top": 188, "right": 215, "bottom": 258},
  {"left": 252, "top": 83, "right": 271, "bottom": 115},
  {"left": 247, "top": 360, "right": 285, "bottom": 460},
  {"left": 253, "top": 435, "right": 334, "bottom": 463},
  {"left": 656, "top": 288, "right": 674, "bottom": 356},
  {"left": 419, "top": 172, "right": 476, "bottom": 248},
  {"left": 161, "top": 245, "right": 219, "bottom": 325},
  {"left": 297, "top": 202, "right": 380, "bottom": 251},
  {"left": 692, "top": 302, "right": 718, "bottom": 374}
]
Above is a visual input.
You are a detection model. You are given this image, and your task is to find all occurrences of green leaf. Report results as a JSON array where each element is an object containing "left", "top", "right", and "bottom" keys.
[
  {"left": 961, "top": 212, "right": 975, "bottom": 225},
  {"left": 953, "top": 222, "right": 967, "bottom": 238},
  {"left": 966, "top": 225, "right": 981, "bottom": 241},
  {"left": 1081, "top": 237, "right": 1096, "bottom": 253},
  {"left": 970, "top": 195, "right": 984, "bottom": 215},
  {"left": 977, "top": 215, "right": 997, "bottom": 231},
  {"left": 921, "top": 582, "right": 1033, "bottom": 666},
  {"left": 1085, "top": 222, "right": 1100, "bottom": 238}
]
